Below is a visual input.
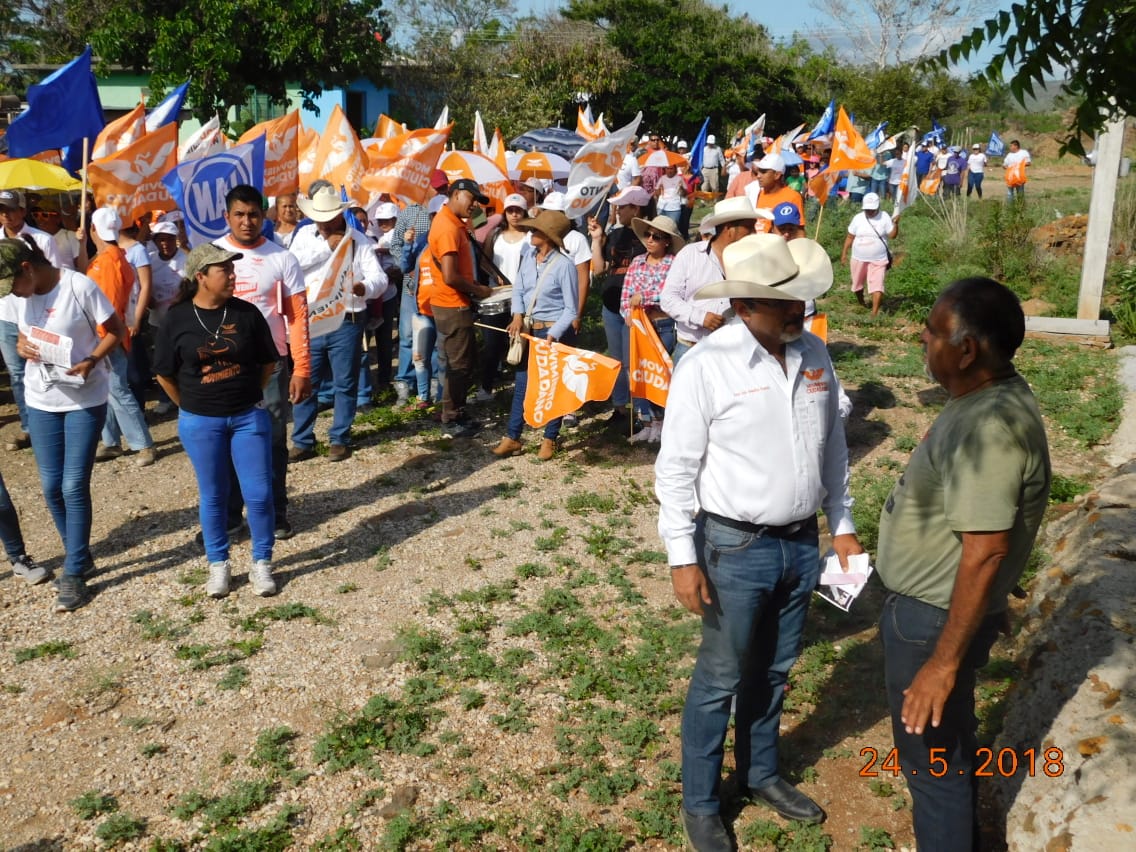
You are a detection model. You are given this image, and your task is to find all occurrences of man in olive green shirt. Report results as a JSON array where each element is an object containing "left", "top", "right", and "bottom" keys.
[{"left": 876, "top": 277, "right": 1050, "bottom": 852}]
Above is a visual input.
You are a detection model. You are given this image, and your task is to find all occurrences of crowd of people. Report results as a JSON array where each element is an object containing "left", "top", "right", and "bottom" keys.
[{"left": 1, "top": 126, "right": 1051, "bottom": 851}]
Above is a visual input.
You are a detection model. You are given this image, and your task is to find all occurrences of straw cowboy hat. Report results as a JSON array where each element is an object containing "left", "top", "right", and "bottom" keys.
[
  {"left": 699, "top": 196, "right": 761, "bottom": 230},
  {"left": 297, "top": 185, "right": 350, "bottom": 223},
  {"left": 630, "top": 215, "right": 686, "bottom": 253},
  {"left": 518, "top": 209, "right": 572, "bottom": 251},
  {"left": 696, "top": 233, "right": 833, "bottom": 302}
]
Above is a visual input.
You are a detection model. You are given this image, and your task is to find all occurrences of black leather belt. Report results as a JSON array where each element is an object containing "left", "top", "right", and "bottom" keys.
[{"left": 702, "top": 511, "right": 818, "bottom": 539}]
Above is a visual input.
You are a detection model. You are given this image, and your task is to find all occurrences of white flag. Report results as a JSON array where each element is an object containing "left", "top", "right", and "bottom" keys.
[{"left": 561, "top": 112, "right": 644, "bottom": 220}]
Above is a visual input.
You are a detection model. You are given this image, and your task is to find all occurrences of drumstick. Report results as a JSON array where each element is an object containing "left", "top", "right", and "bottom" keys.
[{"left": 474, "top": 322, "right": 511, "bottom": 334}]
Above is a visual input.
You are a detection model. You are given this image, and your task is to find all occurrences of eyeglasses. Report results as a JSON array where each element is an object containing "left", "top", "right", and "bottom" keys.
[{"left": 644, "top": 231, "right": 669, "bottom": 241}]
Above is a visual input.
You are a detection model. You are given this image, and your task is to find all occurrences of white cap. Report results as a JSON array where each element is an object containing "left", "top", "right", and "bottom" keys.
[
  {"left": 539, "top": 191, "right": 567, "bottom": 212},
  {"left": 755, "top": 153, "right": 786, "bottom": 174},
  {"left": 862, "top": 192, "right": 881, "bottom": 210},
  {"left": 677, "top": 140, "right": 689, "bottom": 150},
  {"left": 374, "top": 202, "right": 399, "bottom": 221},
  {"left": 427, "top": 195, "right": 446, "bottom": 215},
  {"left": 503, "top": 193, "right": 528, "bottom": 211},
  {"left": 706, "top": 134, "right": 716, "bottom": 145},
  {"left": 91, "top": 208, "right": 122, "bottom": 241},
  {"left": 640, "top": 133, "right": 650, "bottom": 143},
  {"left": 150, "top": 222, "right": 178, "bottom": 237}
]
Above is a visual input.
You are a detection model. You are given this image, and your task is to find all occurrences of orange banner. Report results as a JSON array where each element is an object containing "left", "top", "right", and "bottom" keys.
[
  {"left": 364, "top": 125, "right": 452, "bottom": 206},
  {"left": 1005, "top": 160, "right": 1027, "bottom": 187},
  {"left": 920, "top": 166, "right": 942, "bottom": 196},
  {"left": 86, "top": 122, "right": 177, "bottom": 223},
  {"left": 92, "top": 102, "right": 147, "bottom": 161},
  {"left": 627, "top": 307, "right": 672, "bottom": 408},
  {"left": 808, "top": 169, "right": 840, "bottom": 205},
  {"left": 374, "top": 114, "right": 407, "bottom": 140},
  {"left": 829, "top": 107, "right": 876, "bottom": 172},
  {"left": 238, "top": 110, "right": 300, "bottom": 197},
  {"left": 0, "top": 149, "right": 64, "bottom": 166},
  {"left": 310, "top": 104, "right": 370, "bottom": 205},
  {"left": 522, "top": 337, "right": 621, "bottom": 428},
  {"left": 805, "top": 313, "right": 828, "bottom": 344},
  {"left": 295, "top": 125, "right": 320, "bottom": 194}
]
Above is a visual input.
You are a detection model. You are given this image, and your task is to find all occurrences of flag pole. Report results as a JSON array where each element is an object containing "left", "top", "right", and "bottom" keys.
[
  {"left": 79, "top": 137, "right": 90, "bottom": 235},
  {"left": 813, "top": 201, "right": 825, "bottom": 242}
]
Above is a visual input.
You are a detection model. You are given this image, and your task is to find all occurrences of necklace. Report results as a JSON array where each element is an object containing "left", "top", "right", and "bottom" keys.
[{"left": 192, "top": 302, "right": 228, "bottom": 340}]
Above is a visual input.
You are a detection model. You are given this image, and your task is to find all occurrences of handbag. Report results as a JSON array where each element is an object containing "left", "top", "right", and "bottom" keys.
[{"left": 506, "top": 254, "right": 561, "bottom": 366}]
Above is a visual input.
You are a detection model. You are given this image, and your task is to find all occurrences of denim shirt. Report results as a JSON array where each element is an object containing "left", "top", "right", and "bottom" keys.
[{"left": 511, "top": 245, "right": 578, "bottom": 341}]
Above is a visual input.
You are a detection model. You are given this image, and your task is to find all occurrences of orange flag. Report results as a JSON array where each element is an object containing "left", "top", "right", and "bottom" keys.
[
  {"left": 808, "top": 169, "right": 840, "bottom": 205},
  {"left": 0, "top": 149, "right": 64, "bottom": 166},
  {"left": 238, "top": 110, "right": 300, "bottom": 197},
  {"left": 310, "top": 104, "right": 370, "bottom": 204},
  {"left": 295, "top": 125, "right": 320, "bottom": 193},
  {"left": 374, "top": 114, "right": 407, "bottom": 140},
  {"left": 829, "top": 107, "right": 875, "bottom": 172},
  {"left": 92, "top": 102, "right": 147, "bottom": 160},
  {"left": 523, "top": 337, "right": 621, "bottom": 428},
  {"left": 489, "top": 127, "right": 508, "bottom": 173},
  {"left": 86, "top": 122, "right": 177, "bottom": 223},
  {"left": 920, "top": 165, "right": 942, "bottom": 195},
  {"left": 1005, "top": 159, "right": 1027, "bottom": 187},
  {"left": 364, "top": 125, "right": 451, "bottom": 206},
  {"left": 627, "top": 307, "right": 673, "bottom": 408},
  {"left": 306, "top": 235, "right": 354, "bottom": 339},
  {"left": 805, "top": 313, "right": 828, "bottom": 344}
]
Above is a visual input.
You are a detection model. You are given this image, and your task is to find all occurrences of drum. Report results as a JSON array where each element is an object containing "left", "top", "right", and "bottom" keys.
[{"left": 477, "top": 287, "right": 514, "bottom": 317}]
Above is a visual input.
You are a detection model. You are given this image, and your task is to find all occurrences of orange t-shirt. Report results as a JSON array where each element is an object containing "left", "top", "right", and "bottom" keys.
[
  {"left": 755, "top": 185, "right": 806, "bottom": 234},
  {"left": 86, "top": 244, "right": 135, "bottom": 351},
  {"left": 421, "top": 204, "right": 474, "bottom": 310}
]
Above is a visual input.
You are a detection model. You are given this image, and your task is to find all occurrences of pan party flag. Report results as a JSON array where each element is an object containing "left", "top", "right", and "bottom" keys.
[
  {"left": 5, "top": 46, "right": 105, "bottom": 158},
  {"left": 86, "top": 122, "right": 177, "bottom": 223},
  {"left": 627, "top": 307, "right": 673, "bottom": 408},
  {"left": 306, "top": 234, "right": 354, "bottom": 339},
  {"left": 829, "top": 107, "right": 876, "bottom": 172},
  {"left": 161, "top": 135, "right": 266, "bottom": 246},
  {"left": 237, "top": 110, "right": 300, "bottom": 197},
  {"left": 561, "top": 112, "right": 643, "bottom": 220},
  {"left": 365, "top": 125, "right": 452, "bottom": 206},
  {"left": 92, "top": 102, "right": 147, "bottom": 161},
  {"left": 523, "top": 337, "right": 621, "bottom": 428}
]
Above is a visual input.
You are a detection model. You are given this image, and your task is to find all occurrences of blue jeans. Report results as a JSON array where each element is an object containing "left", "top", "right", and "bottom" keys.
[
  {"left": 0, "top": 319, "right": 28, "bottom": 433},
  {"left": 0, "top": 470, "right": 27, "bottom": 560},
  {"left": 179, "top": 405, "right": 274, "bottom": 563},
  {"left": 629, "top": 316, "right": 675, "bottom": 420},
  {"left": 682, "top": 513, "right": 820, "bottom": 815},
  {"left": 966, "top": 173, "right": 984, "bottom": 198},
  {"left": 879, "top": 593, "right": 1001, "bottom": 852},
  {"left": 659, "top": 208, "right": 682, "bottom": 227},
  {"left": 671, "top": 338, "right": 694, "bottom": 366},
  {"left": 411, "top": 313, "right": 444, "bottom": 401},
  {"left": 601, "top": 306, "right": 630, "bottom": 408},
  {"left": 227, "top": 359, "right": 289, "bottom": 526},
  {"left": 27, "top": 403, "right": 106, "bottom": 576},
  {"left": 102, "top": 347, "right": 154, "bottom": 451},
  {"left": 292, "top": 318, "right": 366, "bottom": 449},
  {"left": 1007, "top": 185, "right": 1025, "bottom": 201},
  {"left": 870, "top": 177, "right": 888, "bottom": 197},
  {"left": 507, "top": 325, "right": 576, "bottom": 441},
  {"left": 395, "top": 287, "right": 416, "bottom": 390}
]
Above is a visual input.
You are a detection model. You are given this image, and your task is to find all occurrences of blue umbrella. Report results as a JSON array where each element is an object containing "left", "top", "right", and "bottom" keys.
[
  {"left": 780, "top": 149, "right": 804, "bottom": 167},
  {"left": 508, "top": 127, "right": 587, "bottom": 161}
]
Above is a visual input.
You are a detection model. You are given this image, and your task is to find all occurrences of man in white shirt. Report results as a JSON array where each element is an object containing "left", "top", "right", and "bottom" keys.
[
  {"left": 656, "top": 233, "right": 863, "bottom": 849},
  {"left": 659, "top": 196, "right": 760, "bottom": 364},
  {"left": 616, "top": 140, "right": 642, "bottom": 191},
  {"left": 966, "top": 143, "right": 988, "bottom": 198},
  {"left": 0, "top": 189, "right": 64, "bottom": 451},
  {"left": 288, "top": 186, "right": 388, "bottom": 463},
  {"left": 701, "top": 134, "right": 727, "bottom": 194},
  {"left": 214, "top": 184, "right": 311, "bottom": 541},
  {"left": 1002, "top": 140, "right": 1031, "bottom": 200}
]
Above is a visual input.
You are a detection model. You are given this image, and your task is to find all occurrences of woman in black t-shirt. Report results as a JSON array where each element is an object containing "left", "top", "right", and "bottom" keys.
[{"left": 153, "top": 244, "right": 279, "bottom": 600}]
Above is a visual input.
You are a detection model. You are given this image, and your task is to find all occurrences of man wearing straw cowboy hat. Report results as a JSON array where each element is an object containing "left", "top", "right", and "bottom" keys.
[
  {"left": 659, "top": 196, "right": 760, "bottom": 365},
  {"left": 656, "top": 234, "right": 864, "bottom": 849}
]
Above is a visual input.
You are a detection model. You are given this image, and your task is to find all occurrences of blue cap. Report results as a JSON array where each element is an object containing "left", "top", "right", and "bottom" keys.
[{"left": 772, "top": 203, "right": 801, "bottom": 227}]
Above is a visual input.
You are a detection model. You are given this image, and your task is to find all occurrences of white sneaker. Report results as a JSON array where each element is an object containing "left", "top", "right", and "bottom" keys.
[
  {"left": 474, "top": 388, "right": 494, "bottom": 402},
  {"left": 206, "top": 560, "right": 231, "bottom": 598},
  {"left": 562, "top": 412, "right": 579, "bottom": 427},
  {"left": 11, "top": 554, "right": 48, "bottom": 585},
  {"left": 648, "top": 421, "right": 663, "bottom": 443},
  {"left": 250, "top": 560, "right": 277, "bottom": 597},
  {"left": 394, "top": 381, "right": 409, "bottom": 407},
  {"left": 629, "top": 421, "right": 655, "bottom": 443}
]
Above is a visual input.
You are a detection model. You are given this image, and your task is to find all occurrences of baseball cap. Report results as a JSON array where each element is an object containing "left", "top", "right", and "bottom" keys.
[
  {"left": 707, "top": 134, "right": 717, "bottom": 145},
  {"left": 771, "top": 203, "right": 802, "bottom": 227},
  {"left": 150, "top": 222, "right": 179, "bottom": 237},
  {"left": 862, "top": 192, "right": 881, "bottom": 211},
  {"left": 449, "top": 178, "right": 490, "bottom": 204},
  {"left": 677, "top": 140, "right": 689, "bottom": 150},
  {"left": 430, "top": 170, "right": 449, "bottom": 191},
  {"left": 539, "top": 191, "right": 568, "bottom": 212},
  {"left": 503, "top": 193, "right": 528, "bottom": 211},
  {"left": 91, "top": 208, "right": 122, "bottom": 242},
  {"left": 186, "top": 243, "right": 243, "bottom": 277},
  {"left": 755, "top": 153, "right": 786, "bottom": 174},
  {"left": 0, "top": 189, "right": 26, "bottom": 210},
  {"left": 609, "top": 186, "right": 651, "bottom": 207},
  {"left": 0, "top": 238, "right": 39, "bottom": 296},
  {"left": 972, "top": 143, "right": 981, "bottom": 149},
  {"left": 159, "top": 210, "right": 184, "bottom": 223},
  {"left": 374, "top": 202, "right": 399, "bottom": 221},
  {"left": 427, "top": 195, "right": 446, "bottom": 215}
]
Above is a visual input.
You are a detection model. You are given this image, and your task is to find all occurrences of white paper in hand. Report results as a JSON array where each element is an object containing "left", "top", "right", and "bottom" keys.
[{"left": 816, "top": 550, "right": 873, "bottom": 612}]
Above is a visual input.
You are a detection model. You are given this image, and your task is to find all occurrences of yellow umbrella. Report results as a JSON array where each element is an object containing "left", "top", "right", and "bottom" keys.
[{"left": 0, "top": 158, "right": 82, "bottom": 191}]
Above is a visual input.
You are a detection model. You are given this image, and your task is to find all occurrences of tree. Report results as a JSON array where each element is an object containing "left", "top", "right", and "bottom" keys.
[
  {"left": 565, "top": 0, "right": 818, "bottom": 140},
  {"left": 937, "top": 1, "right": 1136, "bottom": 154},
  {"left": 809, "top": 0, "right": 976, "bottom": 69},
  {"left": 1, "top": 0, "right": 88, "bottom": 88},
  {"left": 839, "top": 64, "right": 976, "bottom": 131},
  {"left": 67, "top": 0, "right": 392, "bottom": 122},
  {"left": 390, "top": 0, "right": 515, "bottom": 45}
]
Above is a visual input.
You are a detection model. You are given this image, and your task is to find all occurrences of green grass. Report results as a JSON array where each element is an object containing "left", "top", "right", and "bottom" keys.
[
  {"left": 1017, "top": 340, "right": 1122, "bottom": 447},
  {"left": 72, "top": 790, "right": 118, "bottom": 819},
  {"left": 95, "top": 812, "right": 146, "bottom": 845},
  {"left": 14, "top": 640, "right": 76, "bottom": 663}
]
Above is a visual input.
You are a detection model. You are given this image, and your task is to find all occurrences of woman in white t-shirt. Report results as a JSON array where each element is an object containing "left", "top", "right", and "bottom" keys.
[
  {"left": 840, "top": 193, "right": 898, "bottom": 318},
  {"left": 4, "top": 236, "right": 124, "bottom": 612},
  {"left": 654, "top": 164, "right": 687, "bottom": 227}
]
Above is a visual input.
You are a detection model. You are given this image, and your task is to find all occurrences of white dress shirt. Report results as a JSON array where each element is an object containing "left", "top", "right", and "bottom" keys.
[
  {"left": 659, "top": 240, "right": 730, "bottom": 344},
  {"left": 655, "top": 319, "right": 856, "bottom": 566},
  {"left": 289, "top": 224, "right": 388, "bottom": 312}
]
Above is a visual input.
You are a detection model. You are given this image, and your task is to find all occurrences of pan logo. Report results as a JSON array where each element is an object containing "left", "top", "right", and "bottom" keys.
[{"left": 184, "top": 151, "right": 259, "bottom": 240}]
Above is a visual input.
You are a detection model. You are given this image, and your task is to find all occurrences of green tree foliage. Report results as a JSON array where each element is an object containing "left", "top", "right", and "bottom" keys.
[
  {"left": 840, "top": 63, "right": 981, "bottom": 131},
  {"left": 1, "top": 0, "right": 87, "bottom": 87},
  {"left": 67, "top": 0, "right": 391, "bottom": 121},
  {"left": 938, "top": 1, "right": 1136, "bottom": 154},
  {"left": 564, "top": 0, "right": 819, "bottom": 140}
]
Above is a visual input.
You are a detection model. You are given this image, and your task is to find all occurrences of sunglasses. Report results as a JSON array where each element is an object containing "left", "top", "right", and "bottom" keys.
[{"left": 644, "top": 231, "right": 670, "bottom": 241}]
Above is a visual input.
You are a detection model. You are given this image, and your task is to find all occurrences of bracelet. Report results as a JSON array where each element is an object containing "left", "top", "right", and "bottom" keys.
[{"left": 80, "top": 355, "right": 98, "bottom": 365}]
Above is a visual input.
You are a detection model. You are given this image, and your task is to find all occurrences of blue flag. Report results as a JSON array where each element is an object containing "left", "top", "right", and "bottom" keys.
[
  {"left": 161, "top": 137, "right": 267, "bottom": 247},
  {"left": 865, "top": 122, "right": 889, "bottom": 151},
  {"left": 689, "top": 117, "right": 710, "bottom": 177},
  {"left": 145, "top": 81, "right": 190, "bottom": 132},
  {"left": 5, "top": 46, "right": 105, "bottom": 158},
  {"left": 807, "top": 99, "right": 835, "bottom": 141},
  {"left": 987, "top": 131, "right": 1005, "bottom": 157},
  {"left": 921, "top": 118, "right": 947, "bottom": 146}
]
